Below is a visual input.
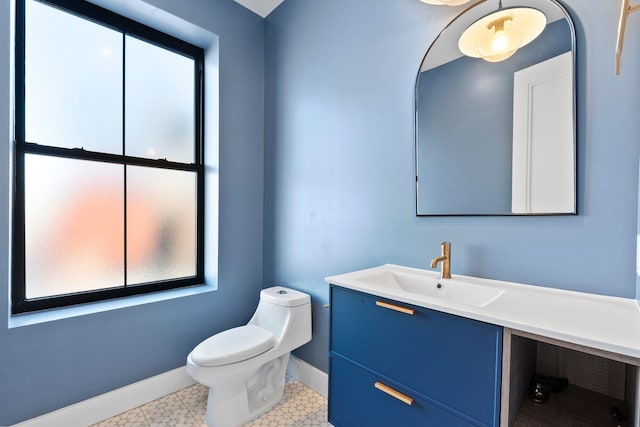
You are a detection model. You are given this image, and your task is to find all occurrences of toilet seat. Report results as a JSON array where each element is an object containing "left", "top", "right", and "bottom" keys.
[{"left": 191, "top": 325, "right": 276, "bottom": 367}]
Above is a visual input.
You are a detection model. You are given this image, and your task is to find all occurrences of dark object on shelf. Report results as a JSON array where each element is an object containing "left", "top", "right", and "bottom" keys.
[
  {"left": 515, "top": 383, "right": 629, "bottom": 426},
  {"left": 529, "top": 374, "right": 569, "bottom": 403},
  {"left": 547, "top": 376, "right": 569, "bottom": 393},
  {"left": 532, "top": 381, "right": 550, "bottom": 403},
  {"left": 610, "top": 406, "right": 627, "bottom": 422}
]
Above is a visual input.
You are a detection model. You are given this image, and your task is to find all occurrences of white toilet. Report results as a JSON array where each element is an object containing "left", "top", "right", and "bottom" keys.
[{"left": 186, "top": 286, "right": 312, "bottom": 427}]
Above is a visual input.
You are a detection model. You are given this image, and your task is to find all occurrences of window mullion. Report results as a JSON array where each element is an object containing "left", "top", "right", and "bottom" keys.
[
  {"left": 12, "top": 0, "right": 27, "bottom": 312},
  {"left": 122, "top": 32, "right": 128, "bottom": 289}
]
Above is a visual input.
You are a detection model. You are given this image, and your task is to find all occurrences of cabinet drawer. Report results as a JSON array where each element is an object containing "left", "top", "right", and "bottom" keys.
[
  {"left": 329, "top": 354, "right": 474, "bottom": 427},
  {"left": 330, "top": 285, "right": 502, "bottom": 426}
]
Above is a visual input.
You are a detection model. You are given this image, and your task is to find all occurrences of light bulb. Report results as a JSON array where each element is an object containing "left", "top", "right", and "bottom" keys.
[
  {"left": 491, "top": 30, "right": 509, "bottom": 52},
  {"left": 476, "top": 16, "right": 521, "bottom": 62}
]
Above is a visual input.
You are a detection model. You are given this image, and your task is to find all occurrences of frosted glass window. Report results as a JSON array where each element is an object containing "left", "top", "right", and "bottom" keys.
[
  {"left": 125, "top": 36, "right": 195, "bottom": 163},
  {"left": 126, "top": 166, "right": 197, "bottom": 285},
  {"left": 24, "top": 155, "right": 124, "bottom": 298},
  {"left": 25, "top": 0, "right": 123, "bottom": 153},
  {"left": 14, "top": 0, "right": 204, "bottom": 313}
]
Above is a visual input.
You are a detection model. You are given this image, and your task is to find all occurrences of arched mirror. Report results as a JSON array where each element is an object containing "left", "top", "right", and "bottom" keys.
[{"left": 415, "top": 0, "right": 576, "bottom": 216}]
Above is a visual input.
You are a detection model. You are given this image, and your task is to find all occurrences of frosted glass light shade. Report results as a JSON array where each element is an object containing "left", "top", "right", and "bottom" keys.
[
  {"left": 420, "top": 0, "right": 473, "bottom": 6},
  {"left": 458, "top": 7, "right": 546, "bottom": 62}
]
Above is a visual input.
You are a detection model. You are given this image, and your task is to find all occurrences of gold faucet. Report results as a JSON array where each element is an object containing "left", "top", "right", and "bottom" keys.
[{"left": 431, "top": 242, "right": 451, "bottom": 279}]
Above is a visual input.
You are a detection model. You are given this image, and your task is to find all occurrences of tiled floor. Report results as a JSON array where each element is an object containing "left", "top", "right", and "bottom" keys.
[{"left": 91, "top": 378, "right": 330, "bottom": 427}]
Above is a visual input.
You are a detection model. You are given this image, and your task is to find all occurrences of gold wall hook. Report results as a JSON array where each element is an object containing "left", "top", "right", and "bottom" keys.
[{"left": 616, "top": 0, "right": 640, "bottom": 74}]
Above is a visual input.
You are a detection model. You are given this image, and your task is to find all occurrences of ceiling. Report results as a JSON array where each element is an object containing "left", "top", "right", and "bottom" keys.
[{"left": 233, "top": 0, "right": 285, "bottom": 18}]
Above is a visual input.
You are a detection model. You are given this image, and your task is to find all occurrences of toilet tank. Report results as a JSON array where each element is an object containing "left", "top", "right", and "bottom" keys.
[{"left": 250, "top": 286, "right": 312, "bottom": 347}]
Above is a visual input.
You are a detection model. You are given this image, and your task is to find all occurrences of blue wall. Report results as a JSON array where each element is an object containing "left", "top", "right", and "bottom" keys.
[
  {"left": 265, "top": 0, "right": 640, "bottom": 373},
  {"left": 0, "top": 0, "right": 265, "bottom": 424},
  {"left": 417, "top": 19, "right": 572, "bottom": 214}
]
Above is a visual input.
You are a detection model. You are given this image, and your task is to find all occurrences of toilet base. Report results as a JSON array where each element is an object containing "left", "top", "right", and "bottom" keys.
[{"left": 205, "top": 353, "right": 290, "bottom": 427}]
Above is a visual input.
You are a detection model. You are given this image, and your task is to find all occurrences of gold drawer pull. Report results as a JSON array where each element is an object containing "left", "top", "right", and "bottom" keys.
[
  {"left": 374, "top": 382, "right": 414, "bottom": 406},
  {"left": 375, "top": 300, "right": 415, "bottom": 315}
]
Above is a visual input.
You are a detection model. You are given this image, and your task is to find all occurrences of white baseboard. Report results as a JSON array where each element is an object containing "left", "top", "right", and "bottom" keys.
[
  {"left": 12, "top": 367, "right": 196, "bottom": 427},
  {"left": 13, "top": 356, "right": 328, "bottom": 427},
  {"left": 286, "top": 354, "right": 328, "bottom": 398}
]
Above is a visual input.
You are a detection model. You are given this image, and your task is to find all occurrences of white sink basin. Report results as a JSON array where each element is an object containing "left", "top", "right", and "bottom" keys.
[{"left": 355, "top": 269, "right": 504, "bottom": 308}]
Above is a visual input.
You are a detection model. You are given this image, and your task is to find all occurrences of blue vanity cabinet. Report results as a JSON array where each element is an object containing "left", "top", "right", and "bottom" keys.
[{"left": 329, "top": 285, "right": 502, "bottom": 427}]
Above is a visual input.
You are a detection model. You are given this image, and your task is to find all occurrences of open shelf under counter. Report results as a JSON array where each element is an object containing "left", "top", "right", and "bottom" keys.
[
  {"left": 502, "top": 328, "right": 640, "bottom": 427},
  {"left": 514, "top": 383, "right": 627, "bottom": 427}
]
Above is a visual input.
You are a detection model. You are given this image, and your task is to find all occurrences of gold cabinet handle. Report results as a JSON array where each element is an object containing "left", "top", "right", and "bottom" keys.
[
  {"left": 375, "top": 300, "right": 415, "bottom": 315},
  {"left": 374, "top": 382, "right": 414, "bottom": 406}
]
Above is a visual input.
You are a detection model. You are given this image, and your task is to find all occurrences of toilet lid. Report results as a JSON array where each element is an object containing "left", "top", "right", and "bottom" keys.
[{"left": 191, "top": 325, "right": 276, "bottom": 367}]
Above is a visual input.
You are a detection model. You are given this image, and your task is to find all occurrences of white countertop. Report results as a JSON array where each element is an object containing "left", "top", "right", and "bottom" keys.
[{"left": 325, "top": 264, "right": 640, "bottom": 361}]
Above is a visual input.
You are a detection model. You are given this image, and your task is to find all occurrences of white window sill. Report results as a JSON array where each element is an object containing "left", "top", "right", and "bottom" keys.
[{"left": 8, "top": 283, "right": 216, "bottom": 329}]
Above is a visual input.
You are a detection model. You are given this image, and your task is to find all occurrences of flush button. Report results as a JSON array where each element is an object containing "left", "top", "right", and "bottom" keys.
[{"left": 277, "top": 290, "right": 287, "bottom": 294}]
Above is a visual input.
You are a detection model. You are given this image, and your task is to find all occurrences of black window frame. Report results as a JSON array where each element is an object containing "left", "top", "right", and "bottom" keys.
[{"left": 12, "top": 0, "right": 205, "bottom": 314}]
